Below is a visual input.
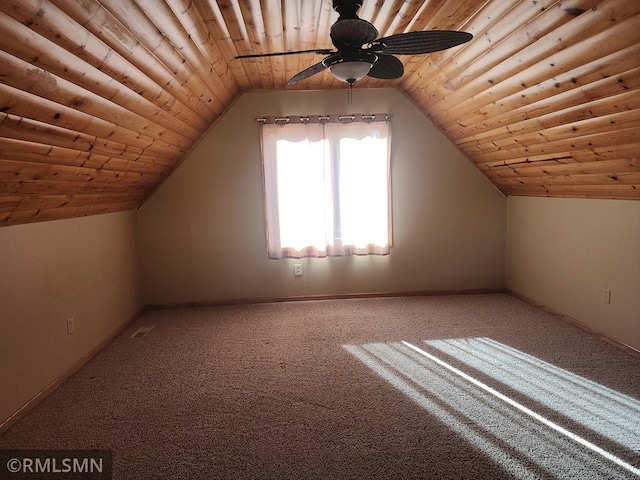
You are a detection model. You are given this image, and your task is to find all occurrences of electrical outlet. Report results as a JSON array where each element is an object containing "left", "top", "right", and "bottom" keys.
[
  {"left": 66, "top": 317, "right": 74, "bottom": 335},
  {"left": 293, "top": 264, "right": 302, "bottom": 277},
  {"left": 602, "top": 288, "right": 611, "bottom": 304}
]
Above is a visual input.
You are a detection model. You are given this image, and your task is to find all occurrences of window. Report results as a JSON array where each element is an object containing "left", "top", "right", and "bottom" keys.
[{"left": 260, "top": 117, "right": 392, "bottom": 259}]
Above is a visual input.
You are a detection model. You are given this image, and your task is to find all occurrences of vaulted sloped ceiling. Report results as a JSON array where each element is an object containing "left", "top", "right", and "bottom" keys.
[{"left": 1, "top": 0, "right": 639, "bottom": 226}]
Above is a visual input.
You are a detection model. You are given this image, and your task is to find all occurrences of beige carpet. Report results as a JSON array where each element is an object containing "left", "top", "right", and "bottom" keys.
[{"left": 1, "top": 294, "right": 639, "bottom": 479}]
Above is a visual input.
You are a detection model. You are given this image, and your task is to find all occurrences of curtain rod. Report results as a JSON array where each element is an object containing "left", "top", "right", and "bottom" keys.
[{"left": 256, "top": 113, "right": 391, "bottom": 125}]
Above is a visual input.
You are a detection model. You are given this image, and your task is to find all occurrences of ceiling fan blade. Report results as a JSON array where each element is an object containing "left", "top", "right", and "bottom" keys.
[
  {"left": 235, "top": 48, "right": 334, "bottom": 59},
  {"left": 331, "top": 18, "right": 378, "bottom": 49},
  {"left": 374, "top": 30, "right": 473, "bottom": 55},
  {"left": 287, "top": 60, "right": 329, "bottom": 85},
  {"left": 367, "top": 54, "right": 404, "bottom": 80}
]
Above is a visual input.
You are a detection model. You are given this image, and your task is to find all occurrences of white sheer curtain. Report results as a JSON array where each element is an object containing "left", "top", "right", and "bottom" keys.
[{"left": 260, "top": 119, "right": 391, "bottom": 259}]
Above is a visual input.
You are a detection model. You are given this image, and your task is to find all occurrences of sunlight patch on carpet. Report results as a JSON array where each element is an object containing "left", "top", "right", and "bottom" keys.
[
  {"left": 343, "top": 339, "right": 640, "bottom": 479},
  {"left": 130, "top": 325, "right": 155, "bottom": 338},
  {"left": 423, "top": 337, "right": 640, "bottom": 450}
]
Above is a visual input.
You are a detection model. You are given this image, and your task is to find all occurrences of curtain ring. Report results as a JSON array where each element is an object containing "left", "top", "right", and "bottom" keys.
[
  {"left": 274, "top": 117, "right": 290, "bottom": 125},
  {"left": 338, "top": 115, "right": 355, "bottom": 122}
]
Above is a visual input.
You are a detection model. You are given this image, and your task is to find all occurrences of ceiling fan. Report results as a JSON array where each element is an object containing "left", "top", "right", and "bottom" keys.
[{"left": 234, "top": 0, "right": 473, "bottom": 87}]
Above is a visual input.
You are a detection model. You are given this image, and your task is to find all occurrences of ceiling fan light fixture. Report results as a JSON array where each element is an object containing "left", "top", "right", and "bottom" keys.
[{"left": 329, "top": 60, "right": 373, "bottom": 84}]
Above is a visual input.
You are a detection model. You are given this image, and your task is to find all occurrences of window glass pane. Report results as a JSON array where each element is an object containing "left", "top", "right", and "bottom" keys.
[
  {"left": 338, "top": 135, "right": 389, "bottom": 248},
  {"left": 276, "top": 139, "right": 328, "bottom": 250}
]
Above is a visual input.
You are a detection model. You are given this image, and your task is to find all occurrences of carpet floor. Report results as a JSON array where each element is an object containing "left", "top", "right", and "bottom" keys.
[{"left": 1, "top": 294, "right": 639, "bottom": 479}]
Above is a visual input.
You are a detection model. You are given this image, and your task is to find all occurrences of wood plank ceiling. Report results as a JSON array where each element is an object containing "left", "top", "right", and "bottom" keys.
[{"left": 1, "top": 0, "right": 639, "bottom": 226}]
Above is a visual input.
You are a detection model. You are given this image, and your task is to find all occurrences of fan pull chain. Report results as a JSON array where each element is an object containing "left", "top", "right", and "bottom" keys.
[{"left": 347, "top": 81, "right": 354, "bottom": 105}]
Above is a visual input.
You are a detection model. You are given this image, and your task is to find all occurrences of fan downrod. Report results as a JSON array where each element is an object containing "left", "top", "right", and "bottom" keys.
[{"left": 332, "top": 0, "right": 362, "bottom": 21}]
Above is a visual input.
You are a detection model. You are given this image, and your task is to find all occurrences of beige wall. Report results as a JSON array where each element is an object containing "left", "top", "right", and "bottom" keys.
[
  {"left": 138, "top": 88, "right": 506, "bottom": 305},
  {"left": 0, "top": 211, "right": 143, "bottom": 425},
  {"left": 4, "top": 88, "right": 637, "bottom": 429},
  {"left": 507, "top": 196, "right": 640, "bottom": 351}
]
